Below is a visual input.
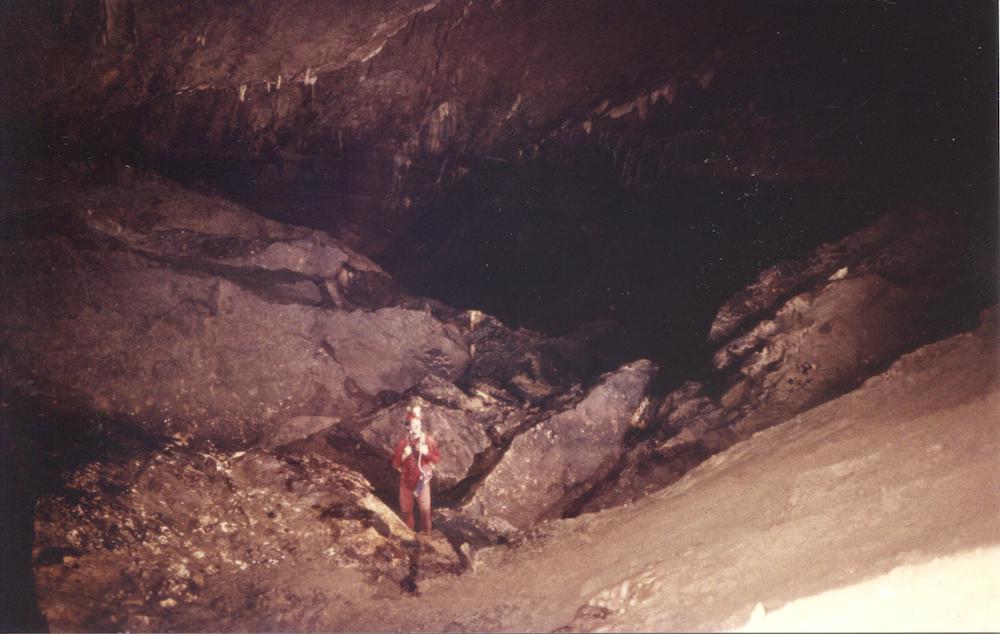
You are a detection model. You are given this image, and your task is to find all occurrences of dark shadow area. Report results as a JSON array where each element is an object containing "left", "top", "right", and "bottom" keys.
[{"left": 0, "top": 384, "right": 165, "bottom": 633}]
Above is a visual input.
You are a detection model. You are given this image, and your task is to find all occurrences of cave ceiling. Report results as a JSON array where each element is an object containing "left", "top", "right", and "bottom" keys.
[{"left": 2, "top": 0, "right": 996, "bottom": 366}]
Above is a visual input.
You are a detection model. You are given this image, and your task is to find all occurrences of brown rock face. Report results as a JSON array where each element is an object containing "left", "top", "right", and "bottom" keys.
[
  {"left": 8, "top": 1, "right": 989, "bottom": 257},
  {"left": 360, "top": 394, "right": 494, "bottom": 491},
  {"left": 583, "top": 207, "right": 998, "bottom": 512},
  {"left": 0, "top": 174, "right": 469, "bottom": 447},
  {"left": 456, "top": 359, "right": 657, "bottom": 530},
  {"left": 32, "top": 441, "right": 461, "bottom": 632}
]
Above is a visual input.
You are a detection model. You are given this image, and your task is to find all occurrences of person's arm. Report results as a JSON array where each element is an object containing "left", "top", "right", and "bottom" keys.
[
  {"left": 424, "top": 435, "right": 442, "bottom": 465},
  {"left": 391, "top": 438, "right": 407, "bottom": 471}
]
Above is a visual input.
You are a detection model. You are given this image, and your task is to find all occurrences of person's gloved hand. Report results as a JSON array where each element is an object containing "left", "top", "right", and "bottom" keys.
[
  {"left": 402, "top": 445, "right": 412, "bottom": 459},
  {"left": 418, "top": 442, "right": 429, "bottom": 456}
]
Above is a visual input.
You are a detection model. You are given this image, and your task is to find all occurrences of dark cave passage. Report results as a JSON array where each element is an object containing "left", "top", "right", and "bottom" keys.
[
  {"left": 146, "top": 150, "right": 997, "bottom": 387},
  {"left": 3, "top": 0, "right": 995, "bottom": 388}
]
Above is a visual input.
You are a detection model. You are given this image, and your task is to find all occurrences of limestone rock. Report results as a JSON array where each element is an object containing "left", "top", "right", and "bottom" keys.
[
  {"left": 456, "top": 359, "right": 658, "bottom": 529},
  {"left": 584, "top": 209, "right": 997, "bottom": 512},
  {"left": 0, "top": 176, "right": 468, "bottom": 447},
  {"left": 435, "top": 508, "right": 520, "bottom": 548},
  {"left": 460, "top": 311, "right": 592, "bottom": 404},
  {"left": 707, "top": 209, "right": 978, "bottom": 345},
  {"left": 359, "top": 398, "right": 493, "bottom": 491},
  {"left": 260, "top": 415, "right": 341, "bottom": 451}
]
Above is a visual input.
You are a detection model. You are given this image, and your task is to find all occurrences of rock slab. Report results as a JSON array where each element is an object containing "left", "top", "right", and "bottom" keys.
[
  {"left": 457, "top": 359, "right": 658, "bottom": 529},
  {"left": 0, "top": 175, "right": 470, "bottom": 447}
]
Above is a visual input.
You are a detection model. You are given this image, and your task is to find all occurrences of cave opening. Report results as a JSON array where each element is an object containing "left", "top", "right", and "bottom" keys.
[{"left": 19, "top": 0, "right": 985, "bottom": 387}]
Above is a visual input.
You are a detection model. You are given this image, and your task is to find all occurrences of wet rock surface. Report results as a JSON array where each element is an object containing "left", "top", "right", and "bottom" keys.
[
  {"left": 0, "top": 174, "right": 470, "bottom": 447},
  {"left": 32, "top": 436, "right": 460, "bottom": 632}
]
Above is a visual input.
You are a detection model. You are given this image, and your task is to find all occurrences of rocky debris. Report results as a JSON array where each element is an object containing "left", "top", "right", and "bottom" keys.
[
  {"left": 290, "top": 313, "right": 605, "bottom": 498},
  {"left": 32, "top": 439, "right": 461, "bottom": 632},
  {"left": 0, "top": 174, "right": 470, "bottom": 446},
  {"left": 708, "top": 208, "right": 977, "bottom": 345},
  {"left": 456, "top": 310, "right": 598, "bottom": 405},
  {"left": 453, "top": 360, "right": 658, "bottom": 531},
  {"left": 280, "top": 373, "right": 528, "bottom": 510},
  {"left": 582, "top": 209, "right": 998, "bottom": 512},
  {"left": 311, "top": 372, "right": 533, "bottom": 499}
]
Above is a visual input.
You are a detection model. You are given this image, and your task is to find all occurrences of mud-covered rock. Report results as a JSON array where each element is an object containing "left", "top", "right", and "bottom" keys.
[
  {"left": 32, "top": 441, "right": 461, "bottom": 632},
  {"left": 455, "top": 360, "right": 657, "bottom": 529},
  {"left": 0, "top": 175, "right": 469, "bottom": 447}
]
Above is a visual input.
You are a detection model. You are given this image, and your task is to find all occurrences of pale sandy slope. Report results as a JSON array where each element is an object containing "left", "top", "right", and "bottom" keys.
[{"left": 339, "top": 310, "right": 1000, "bottom": 632}]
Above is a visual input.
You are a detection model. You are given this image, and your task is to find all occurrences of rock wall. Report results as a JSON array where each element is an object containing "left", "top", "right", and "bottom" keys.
[
  {"left": 0, "top": 173, "right": 471, "bottom": 447},
  {"left": 454, "top": 359, "right": 657, "bottom": 531},
  {"left": 7, "top": 0, "right": 989, "bottom": 256},
  {"left": 583, "top": 206, "right": 998, "bottom": 512}
]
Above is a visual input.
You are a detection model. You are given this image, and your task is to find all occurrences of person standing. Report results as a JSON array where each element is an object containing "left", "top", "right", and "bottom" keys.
[{"left": 391, "top": 405, "right": 441, "bottom": 533}]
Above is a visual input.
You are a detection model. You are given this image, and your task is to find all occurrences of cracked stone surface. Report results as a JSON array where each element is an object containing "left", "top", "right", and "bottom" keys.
[
  {"left": 0, "top": 173, "right": 469, "bottom": 447},
  {"left": 456, "top": 359, "right": 658, "bottom": 529}
]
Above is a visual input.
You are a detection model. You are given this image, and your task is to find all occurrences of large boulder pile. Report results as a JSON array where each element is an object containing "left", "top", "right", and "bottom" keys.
[
  {"left": 440, "top": 360, "right": 657, "bottom": 541},
  {"left": 583, "top": 207, "right": 997, "bottom": 511},
  {"left": 287, "top": 364, "right": 576, "bottom": 508},
  {"left": 32, "top": 438, "right": 460, "bottom": 632}
]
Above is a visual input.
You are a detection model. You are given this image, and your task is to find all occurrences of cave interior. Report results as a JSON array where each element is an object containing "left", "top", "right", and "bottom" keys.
[{"left": 1, "top": 0, "right": 998, "bottom": 631}]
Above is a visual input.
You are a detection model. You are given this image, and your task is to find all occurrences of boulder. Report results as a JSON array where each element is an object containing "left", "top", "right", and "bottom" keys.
[
  {"left": 461, "top": 311, "right": 590, "bottom": 405},
  {"left": 359, "top": 398, "right": 493, "bottom": 492},
  {"left": 260, "top": 415, "right": 341, "bottom": 451},
  {"left": 455, "top": 359, "right": 658, "bottom": 529},
  {"left": 32, "top": 441, "right": 461, "bottom": 632},
  {"left": 434, "top": 508, "right": 520, "bottom": 548},
  {"left": 0, "top": 175, "right": 469, "bottom": 447}
]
